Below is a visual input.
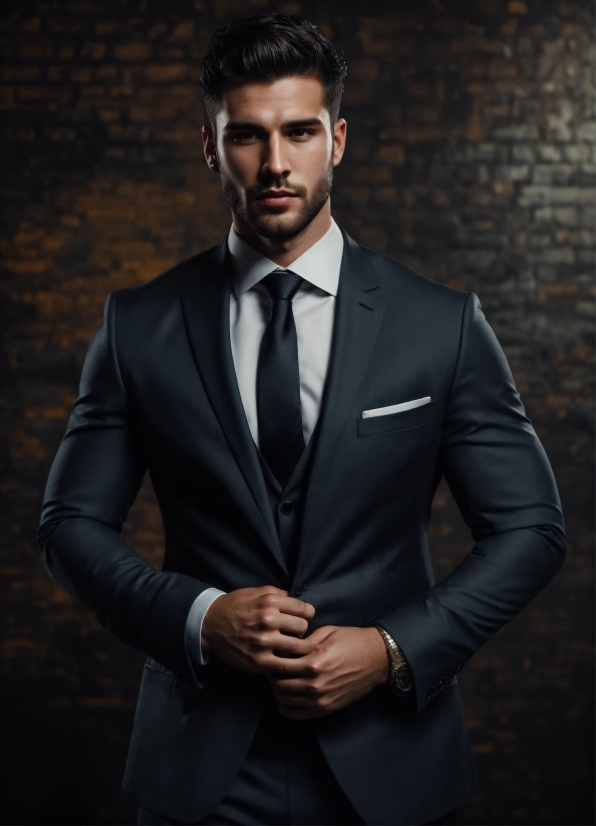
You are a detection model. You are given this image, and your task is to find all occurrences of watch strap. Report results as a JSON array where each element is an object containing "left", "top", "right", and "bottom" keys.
[{"left": 374, "top": 624, "right": 414, "bottom": 694}]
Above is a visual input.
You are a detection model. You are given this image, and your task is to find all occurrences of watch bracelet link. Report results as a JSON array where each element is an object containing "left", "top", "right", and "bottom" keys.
[{"left": 373, "top": 624, "right": 414, "bottom": 693}]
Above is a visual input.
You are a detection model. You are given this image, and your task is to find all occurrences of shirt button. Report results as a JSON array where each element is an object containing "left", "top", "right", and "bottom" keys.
[{"left": 280, "top": 500, "right": 294, "bottom": 515}]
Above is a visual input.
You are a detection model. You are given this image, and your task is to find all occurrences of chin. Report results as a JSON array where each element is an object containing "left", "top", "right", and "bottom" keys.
[{"left": 251, "top": 212, "right": 310, "bottom": 241}]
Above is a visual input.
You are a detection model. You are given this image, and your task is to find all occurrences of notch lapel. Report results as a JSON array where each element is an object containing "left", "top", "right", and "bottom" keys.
[
  {"left": 295, "top": 230, "right": 386, "bottom": 573},
  {"left": 180, "top": 241, "right": 288, "bottom": 577}
]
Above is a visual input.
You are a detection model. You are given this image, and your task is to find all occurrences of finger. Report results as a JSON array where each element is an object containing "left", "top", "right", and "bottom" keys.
[
  {"left": 269, "top": 633, "right": 314, "bottom": 658},
  {"left": 268, "top": 677, "right": 313, "bottom": 693},
  {"left": 270, "top": 623, "right": 332, "bottom": 651},
  {"left": 267, "top": 623, "right": 334, "bottom": 655},
  {"left": 274, "top": 613, "right": 311, "bottom": 638},
  {"left": 259, "top": 625, "right": 338, "bottom": 671},
  {"left": 258, "top": 585, "right": 289, "bottom": 597},
  {"left": 261, "top": 650, "right": 320, "bottom": 676},
  {"left": 277, "top": 596, "right": 316, "bottom": 619}
]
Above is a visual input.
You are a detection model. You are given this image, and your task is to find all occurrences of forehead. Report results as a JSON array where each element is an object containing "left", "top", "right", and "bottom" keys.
[{"left": 215, "top": 75, "right": 328, "bottom": 127}]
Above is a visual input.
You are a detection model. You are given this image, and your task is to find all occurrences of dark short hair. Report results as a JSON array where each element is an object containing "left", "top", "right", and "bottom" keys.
[{"left": 200, "top": 12, "right": 347, "bottom": 125}]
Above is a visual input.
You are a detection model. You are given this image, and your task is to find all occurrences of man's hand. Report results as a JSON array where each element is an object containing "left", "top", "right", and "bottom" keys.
[
  {"left": 201, "top": 585, "right": 316, "bottom": 673},
  {"left": 267, "top": 625, "right": 390, "bottom": 720}
]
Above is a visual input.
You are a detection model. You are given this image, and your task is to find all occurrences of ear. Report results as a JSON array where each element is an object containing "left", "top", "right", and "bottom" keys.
[
  {"left": 202, "top": 124, "right": 219, "bottom": 172},
  {"left": 332, "top": 118, "right": 347, "bottom": 167}
]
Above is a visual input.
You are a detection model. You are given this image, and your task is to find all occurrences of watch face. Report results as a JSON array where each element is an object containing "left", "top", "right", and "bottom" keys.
[{"left": 393, "top": 666, "right": 413, "bottom": 692}]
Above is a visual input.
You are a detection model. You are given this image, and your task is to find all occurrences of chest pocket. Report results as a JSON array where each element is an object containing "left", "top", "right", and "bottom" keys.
[{"left": 357, "top": 400, "right": 435, "bottom": 437}]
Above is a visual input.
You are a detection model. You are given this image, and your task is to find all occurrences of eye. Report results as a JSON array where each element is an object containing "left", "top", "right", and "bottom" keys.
[
  {"left": 289, "top": 128, "right": 312, "bottom": 138},
  {"left": 232, "top": 131, "right": 258, "bottom": 142}
]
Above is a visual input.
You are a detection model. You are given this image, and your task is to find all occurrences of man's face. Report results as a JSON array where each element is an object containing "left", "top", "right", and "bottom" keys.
[{"left": 203, "top": 75, "right": 346, "bottom": 240}]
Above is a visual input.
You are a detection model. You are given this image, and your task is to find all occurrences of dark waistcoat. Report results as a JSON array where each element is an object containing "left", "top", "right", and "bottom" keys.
[{"left": 258, "top": 418, "right": 322, "bottom": 582}]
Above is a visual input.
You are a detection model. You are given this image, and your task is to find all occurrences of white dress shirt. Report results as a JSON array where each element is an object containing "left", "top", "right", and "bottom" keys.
[{"left": 185, "top": 218, "right": 344, "bottom": 666}]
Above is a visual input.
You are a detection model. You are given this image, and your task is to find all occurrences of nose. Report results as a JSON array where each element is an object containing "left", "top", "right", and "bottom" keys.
[{"left": 261, "top": 132, "right": 290, "bottom": 180}]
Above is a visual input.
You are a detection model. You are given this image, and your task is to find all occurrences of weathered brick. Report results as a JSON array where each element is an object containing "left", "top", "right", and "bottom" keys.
[
  {"left": 80, "top": 42, "right": 107, "bottom": 60},
  {"left": 47, "top": 66, "right": 64, "bottom": 82},
  {"left": 532, "top": 164, "right": 575, "bottom": 185},
  {"left": 495, "top": 164, "right": 530, "bottom": 181},
  {"left": 531, "top": 248, "right": 576, "bottom": 265},
  {"left": 350, "top": 58, "right": 379, "bottom": 82},
  {"left": 376, "top": 144, "right": 405, "bottom": 165},
  {"left": 113, "top": 41, "right": 152, "bottom": 62},
  {"left": 534, "top": 206, "right": 579, "bottom": 226},
  {"left": 2, "top": 66, "right": 39, "bottom": 81},
  {"left": 95, "top": 64, "right": 119, "bottom": 81},
  {"left": 379, "top": 125, "right": 448, "bottom": 142},
  {"left": 494, "top": 124, "right": 539, "bottom": 140},
  {"left": 577, "top": 121, "right": 596, "bottom": 141},
  {"left": 69, "top": 66, "right": 93, "bottom": 83},
  {"left": 518, "top": 186, "right": 596, "bottom": 206},
  {"left": 507, "top": 1, "right": 529, "bottom": 14},
  {"left": 169, "top": 21, "right": 195, "bottom": 41},
  {"left": 512, "top": 145, "right": 535, "bottom": 162},
  {"left": 56, "top": 44, "right": 76, "bottom": 60},
  {"left": 145, "top": 63, "right": 188, "bottom": 83}
]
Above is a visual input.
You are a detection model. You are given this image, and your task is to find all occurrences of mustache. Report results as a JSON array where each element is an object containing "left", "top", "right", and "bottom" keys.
[{"left": 248, "top": 181, "right": 307, "bottom": 199}]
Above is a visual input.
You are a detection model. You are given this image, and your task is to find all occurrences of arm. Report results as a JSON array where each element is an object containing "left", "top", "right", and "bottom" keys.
[
  {"left": 38, "top": 291, "right": 215, "bottom": 688},
  {"left": 367, "top": 292, "right": 566, "bottom": 712},
  {"left": 256, "top": 292, "right": 565, "bottom": 720}
]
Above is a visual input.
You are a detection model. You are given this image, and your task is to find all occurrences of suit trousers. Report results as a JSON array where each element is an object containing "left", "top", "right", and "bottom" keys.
[{"left": 136, "top": 703, "right": 456, "bottom": 826}]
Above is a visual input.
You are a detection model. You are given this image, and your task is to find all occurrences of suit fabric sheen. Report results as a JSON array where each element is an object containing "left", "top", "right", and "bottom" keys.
[{"left": 38, "top": 226, "right": 566, "bottom": 825}]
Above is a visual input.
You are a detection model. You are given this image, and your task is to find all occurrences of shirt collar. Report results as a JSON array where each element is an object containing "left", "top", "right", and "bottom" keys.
[{"left": 227, "top": 217, "right": 344, "bottom": 299}]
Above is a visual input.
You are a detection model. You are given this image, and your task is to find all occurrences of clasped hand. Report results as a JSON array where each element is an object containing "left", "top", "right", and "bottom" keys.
[{"left": 201, "top": 586, "right": 389, "bottom": 720}]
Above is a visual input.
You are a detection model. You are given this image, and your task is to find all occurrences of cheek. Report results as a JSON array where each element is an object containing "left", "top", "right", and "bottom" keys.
[
  {"left": 291, "top": 142, "right": 332, "bottom": 176},
  {"left": 221, "top": 147, "right": 259, "bottom": 182}
]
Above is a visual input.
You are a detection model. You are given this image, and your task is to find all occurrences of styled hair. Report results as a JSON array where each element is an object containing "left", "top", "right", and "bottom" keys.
[{"left": 200, "top": 12, "right": 347, "bottom": 125}]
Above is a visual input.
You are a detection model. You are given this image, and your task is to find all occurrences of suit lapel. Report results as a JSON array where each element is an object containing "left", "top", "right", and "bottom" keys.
[
  {"left": 296, "top": 230, "right": 386, "bottom": 572},
  {"left": 179, "top": 241, "right": 288, "bottom": 577}
]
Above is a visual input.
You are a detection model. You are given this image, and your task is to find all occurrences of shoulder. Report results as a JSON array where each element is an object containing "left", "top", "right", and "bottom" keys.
[
  {"left": 360, "top": 243, "right": 469, "bottom": 310},
  {"left": 112, "top": 244, "right": 220, "bottom": 311}
]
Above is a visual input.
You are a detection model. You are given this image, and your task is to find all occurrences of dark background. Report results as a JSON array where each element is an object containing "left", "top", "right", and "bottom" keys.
[{"left": 0, "top": 1, "right": 594, "bottom": 824}]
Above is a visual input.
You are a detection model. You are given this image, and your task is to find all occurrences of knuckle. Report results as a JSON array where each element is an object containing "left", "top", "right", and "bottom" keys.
[
  {"left": 309, "top": 658, "right": 324, "bottom": 677},
  {"left": 258, "top": 611, "right": 276, "bottom": 628},
  {"left": 309, "top": 678, "right": 324, "bottom": 696},
  {"left": 253, "top": 632, "right": 269, "bottom": 650}
]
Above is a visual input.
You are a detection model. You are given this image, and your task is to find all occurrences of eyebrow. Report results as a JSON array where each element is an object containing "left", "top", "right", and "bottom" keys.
[{"left": 224, "top": 118, "right": 324, "bottom": 132}]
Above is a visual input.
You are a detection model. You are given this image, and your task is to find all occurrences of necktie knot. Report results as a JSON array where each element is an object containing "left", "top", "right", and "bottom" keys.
[{"left": 261, "top": 270, "right": 303, "bottom": 302}]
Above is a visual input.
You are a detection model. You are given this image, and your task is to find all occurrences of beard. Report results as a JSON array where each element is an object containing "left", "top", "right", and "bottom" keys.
[{"left": 220, "top": 158, "right": 334, "bottom": 241}]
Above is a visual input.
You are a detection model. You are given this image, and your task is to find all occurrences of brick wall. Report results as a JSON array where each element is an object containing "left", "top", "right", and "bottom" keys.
[{"left": 1, "top": 1, "right": 594, "bottom": 823}]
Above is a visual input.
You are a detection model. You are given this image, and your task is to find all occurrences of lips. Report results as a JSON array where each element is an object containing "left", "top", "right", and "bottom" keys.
[{"left": 256, "top": 190, "right": 298, "bottom": 206}]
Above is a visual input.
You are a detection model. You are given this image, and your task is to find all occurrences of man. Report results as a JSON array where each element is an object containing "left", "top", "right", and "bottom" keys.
[{"left": 39, "top": 12, "right": 565, "bottom": 826}]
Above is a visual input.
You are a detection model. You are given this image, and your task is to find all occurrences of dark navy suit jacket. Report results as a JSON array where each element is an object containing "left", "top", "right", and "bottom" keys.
[{"left": 39, "top": 228, "right": 565, "bottom": 825}]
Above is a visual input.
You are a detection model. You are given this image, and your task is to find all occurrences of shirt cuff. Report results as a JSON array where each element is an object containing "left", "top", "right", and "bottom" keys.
[{"left": 185, "top": 587, "right": 226, "bottom": 666}]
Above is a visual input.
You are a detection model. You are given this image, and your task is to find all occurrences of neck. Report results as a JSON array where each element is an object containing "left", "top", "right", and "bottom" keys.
[{"left": 231, "top": 202, "right": 332, "bottom": 268}]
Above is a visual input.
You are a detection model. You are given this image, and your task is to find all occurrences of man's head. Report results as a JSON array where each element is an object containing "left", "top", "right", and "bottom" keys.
[{"left": 200, "top": 13, "right": 348, "bottom": 246}]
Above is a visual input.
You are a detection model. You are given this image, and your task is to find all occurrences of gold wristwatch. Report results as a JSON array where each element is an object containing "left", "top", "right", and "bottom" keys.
[{"left": 374, "top": 625, "right": 414, "bottom": 693}]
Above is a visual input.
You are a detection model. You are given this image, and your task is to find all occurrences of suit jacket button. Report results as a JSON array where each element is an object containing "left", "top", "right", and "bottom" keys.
[
  {"left": 294, "top": 584, "right": 304, "bottom": 596},
  {"left": 280, "top": 500, "right": 294, "bottom": 515}
]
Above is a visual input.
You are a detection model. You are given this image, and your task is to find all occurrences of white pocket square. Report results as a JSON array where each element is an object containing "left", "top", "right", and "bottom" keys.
[{"left": 361, "top": 396, "right": 432, "bottom": 419}]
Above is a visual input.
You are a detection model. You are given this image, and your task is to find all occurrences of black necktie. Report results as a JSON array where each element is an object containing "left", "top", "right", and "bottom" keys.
[{"left": 256, "top": 269, "right": 305, "bottom": 488}]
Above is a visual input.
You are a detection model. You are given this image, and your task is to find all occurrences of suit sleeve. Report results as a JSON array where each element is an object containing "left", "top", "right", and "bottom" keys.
[
  {"left": 368, "top": 291, "right": 566, "bottom": 712},
  {"left": 38, "top": 291, "right": 214, "bottom": 689}
]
